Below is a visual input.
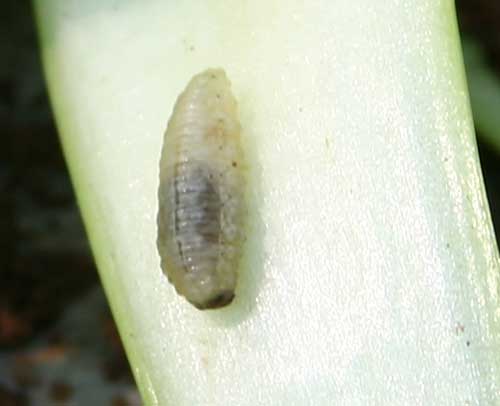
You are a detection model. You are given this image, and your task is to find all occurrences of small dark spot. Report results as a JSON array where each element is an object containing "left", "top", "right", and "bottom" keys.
[
  {"left": 446, "top": 243, "right": 450, "bottom": 249},
  {"left": 195, "top": 291, "right": 235, "bottom": 309},
  {"left": 49, "top": 380, "right": 74, "bottom": 402},
  {"left": 466, "top": 340, "right": 470, "bottom": 347},
  {"left": 189, "top": 46, "right": 195, "bottom": 51},
  {"left": 444, "top": 157, "right": 449, "bottom": 162},
  {"left": 216, "top": 93, "right": 221, "bottom": 99},
  {"left": 232, "top": 161, "right": 237, "bottom": 167},
  {"left": 111, "top": 395, "right": 130, "bottom": 406},
  {"left": 299, "top": 107, "right": 303, "bottom": 112},
  {"left": 210, "top": 74, "right": 216, "bottom": 79}
]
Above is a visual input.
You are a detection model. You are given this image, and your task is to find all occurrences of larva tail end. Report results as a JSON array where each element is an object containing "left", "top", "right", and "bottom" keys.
[{"left": 192, "top": 290, "right": 235, "bottom": 310}]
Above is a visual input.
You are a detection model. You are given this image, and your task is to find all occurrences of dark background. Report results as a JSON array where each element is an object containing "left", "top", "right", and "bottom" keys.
[{"left": 1, "top": 1, "right": 500, "bottom": 405}]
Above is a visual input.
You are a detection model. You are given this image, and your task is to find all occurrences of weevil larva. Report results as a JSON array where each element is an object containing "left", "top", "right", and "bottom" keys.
[{"left": 157, "top": 68, "right": 246, "bottom": 310}]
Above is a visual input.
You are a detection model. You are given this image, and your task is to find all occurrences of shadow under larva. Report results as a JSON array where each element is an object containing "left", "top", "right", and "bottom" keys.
[{"left": 157, "top": 68, "right": 246, "bottom": 310}]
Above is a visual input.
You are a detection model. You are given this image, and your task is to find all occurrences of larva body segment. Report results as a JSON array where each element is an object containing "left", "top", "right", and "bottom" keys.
[{"left": 157, "top": 69, "right": 246, "bottom": 310}]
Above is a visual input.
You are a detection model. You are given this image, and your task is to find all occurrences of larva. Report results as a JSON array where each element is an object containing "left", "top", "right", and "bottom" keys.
[{"left": 157, "top": 68, "right": 246, "bottom": 310}]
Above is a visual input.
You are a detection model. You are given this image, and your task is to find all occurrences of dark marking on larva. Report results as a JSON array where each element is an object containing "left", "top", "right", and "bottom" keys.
[
  {"left": 191, "top": 171, "right": 222, "bottom": 246},
  {"left": 173, "top": 164, "right": 222, "bottom": 272}
]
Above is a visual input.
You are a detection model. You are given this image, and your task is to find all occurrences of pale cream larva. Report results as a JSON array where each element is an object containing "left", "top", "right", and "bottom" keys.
[{"left": 157, "top": 68, "right": 246, "bottom": 310}]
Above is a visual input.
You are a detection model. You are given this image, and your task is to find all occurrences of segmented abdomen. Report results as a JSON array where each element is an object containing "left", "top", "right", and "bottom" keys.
[{"left": 172, "top": 162, "right": 221, "bottom": 277}]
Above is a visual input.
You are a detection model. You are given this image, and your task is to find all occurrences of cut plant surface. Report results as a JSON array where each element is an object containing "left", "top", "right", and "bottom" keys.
[{"left": 35, "top": 0, "right": 500, "bottom": 405}]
